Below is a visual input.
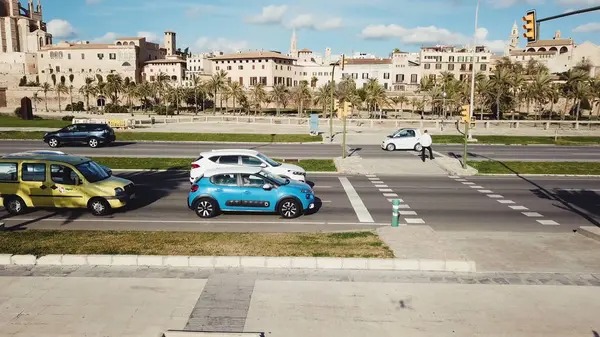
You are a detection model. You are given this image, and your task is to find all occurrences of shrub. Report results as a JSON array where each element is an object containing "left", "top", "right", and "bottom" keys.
[
  {"left": 18, "top": 76, "right": 26, "bottom": 86},
  {"left": 65, "top": 101, "right": 85, "bottom": 111},
  {"left": 62, "top": 115, "right": 75, "bottom": 121},
  {"left": 13, "top": 107, "right": 21, "bottom": 116},
  {"left": 153, "top": 104, "right": 175, "bottom": 115},
  {"left": 104, "top": 104, "right": 128, "bottom": 114}
]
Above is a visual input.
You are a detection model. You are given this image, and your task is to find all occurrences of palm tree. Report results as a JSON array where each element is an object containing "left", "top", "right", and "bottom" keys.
[
  {"left": 489, "top": 67, "right": 512, "bottom": 120},
  {"left": 32, "top": 92, "right": 42, "bottom": 113},
  {"left": 546, "top": 83, "right": 560, "bottom": 121},
  {"left": 105, "top": 73, "right": 123, "bottom": 105},
  {"left": 227, "top": 81, "right": 244, "bottom": 114},
  {"left": 292, "top": 81, "right": 312, "bottom": 116},
  {"left": 78, "top": 77, "right": 95, "bottom": 111},
  {"left": 40, "top": 82, "right": 51, "bottom": 112},
  {"left": 136, "top": 82, "right": 153, "bottom": 112},
  {"left": 313, "top": 84, "right": 331, "bottom": 117},
  {"left": 591, "top": 76, "right": 600, "bottom": 120},
  {"left": 190, "top": 74, "right": 203, "bottom": 114},
  {"left": 207, "top": 70, "right": 227, "bottom": 114},
  {"left": 531, "top": 72, "right": 553, "bottom": 120},
  {"left": 271, "top": 84, "right": 289, "bottom": 117},
  {"left": 310, "top": 76, "right": 318, "bottom": 88},
  {"left": 249, "top": 83, "right": 267, "bottom": 116},
  {"left": 561, "top": 69, "right": 589, "bottom": 120},
  {"left": 55, "top": 83, "right": 68, "bottom": 113},
  {"left": 68, "top": 85, "right": 75, "bottom": 113},
  {"left": 365, "top": 79, "right": 389, "bottom": 119}
]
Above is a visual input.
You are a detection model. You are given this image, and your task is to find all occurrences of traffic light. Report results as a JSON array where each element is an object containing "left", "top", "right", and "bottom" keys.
[
  {"left": 522, "top": 10, "right": 536, "bottom": 43},
  {"left": 460, "top": 104, "right": 470, "bottom": 122}
]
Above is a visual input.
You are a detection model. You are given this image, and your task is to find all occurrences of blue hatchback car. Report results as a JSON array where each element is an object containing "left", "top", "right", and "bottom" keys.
[{"left": 188, "top": 166, "right": 315, "bottom": 219}]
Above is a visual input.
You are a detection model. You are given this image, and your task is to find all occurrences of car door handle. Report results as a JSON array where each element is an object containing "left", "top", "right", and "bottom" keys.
[
  {"left": 243, "top": 190, "right": 250, "bottom": 194},
  {"left": 40, "top": 185, "right": 47, "bottom": 190},
  {"left": 50, "top": 185, "right": 57, "bottom": 190}
]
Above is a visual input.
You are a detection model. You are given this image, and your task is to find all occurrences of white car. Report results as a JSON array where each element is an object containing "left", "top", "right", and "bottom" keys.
[
  {"left": 189, "top": 149, "right": 307, "bottom": 184},
  {"left": 381, "top": 128, "right": 423, "bottom": 152}
]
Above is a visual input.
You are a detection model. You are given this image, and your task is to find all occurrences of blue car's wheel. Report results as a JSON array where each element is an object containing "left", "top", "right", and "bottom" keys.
[
  {"left": 278, "top": 198, "right": 301, "bottom": 219},
  {"left": 194, "top": 197, "right": 219, "bottom": 218}
]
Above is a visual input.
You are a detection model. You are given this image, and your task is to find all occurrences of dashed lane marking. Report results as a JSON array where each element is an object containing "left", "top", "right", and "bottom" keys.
[
  {"left": 388, "top": 198, "right": 404, "bottom": 202},
  {"left": 374, "top": 184, "right": 388, "bottom": 188},
  {"left": 367, "top": 175, "right": 424, "bottom": 225},
  {"left": 449, "top": 176, "right": 560, "bottom": 226},
  {"left": 383, "top": 193, "right": 399, "bottom": 197},
  {"left": 405, "top": 218, "right": 425, "bottom": 224},
  {"left": 379, "top": 188, "right": 393, "bottom": 192},
  {"left": 339, "top": 177, "right": 374, "bottom": 223},
  {"left": 399, "top": 211, "right": 417, "bottom": 215}
]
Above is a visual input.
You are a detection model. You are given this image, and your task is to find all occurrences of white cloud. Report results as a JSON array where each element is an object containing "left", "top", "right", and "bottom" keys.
[
  {"left": 359, "top": 24, "right": 507, "bottom": 52},
  {"left": 137, "top": 31, "right": 159, "bottom": 43},
  {"left": 47, "top": 19, "right": 77, "bottom": 39},
  {"left": 246, "top": 5, "right": 287, "bottom": 24},
  {"left": 573, "top": 22, "right": 600, "bottom": 32},
  {"left": 555, "top": 0, "right": 600, "bottom": 5},
  {"left": 287, "top": 14, "right": 342, "bottom": 30},
  {"left": 488, "top": 0, "right": 544, "bottom": 8},
  {"left": 194, "top": 37, "right": 249, "bottom": 53},
  {"left": 185, "top": 4, "right": 220, "bottom": 18},
  {"left": 92, "top": 32, "right": 118, "bottom": 43}
]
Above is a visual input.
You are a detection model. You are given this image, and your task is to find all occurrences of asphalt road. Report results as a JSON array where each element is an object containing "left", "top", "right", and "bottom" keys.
[
  {"left": 1, "top": 173, "right": 598, "bottom": 232},
  {"left": 0, "top": 140, "right": 598, "bottom": 161}
]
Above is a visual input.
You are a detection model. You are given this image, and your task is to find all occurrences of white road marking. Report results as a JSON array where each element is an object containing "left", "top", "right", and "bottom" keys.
[
  {"left": 455, "top": 179, "right": 468, "bottom": 182},
  {"left": 371, "top": 181, "right": 384, "bottom": 184},
  {"left": 555, "top": 188, "right": 600, "bottom": 192},
  {"left": 509, "top": 205, "right": 529, "bottom": 210},
  {"left": 388, "top": 198, "right": 404, "bottom": 202},
  {"left": 405, "top": 218, "right": 425, "bottom": 224},
  {"left": 383, "top": 193, "right": 399, "bottom": 197},
  {"left": 488, "top": 194, "right": 504, "bottom": 198},
  {"left": 374, "top": 184, "right": 388, "bottom": 188},
  {"left": 522, "top": 212, "right": 543, "bottom": 217},
  {"left": 462, "top": 182, "right": 475, "bottom": 185},
  {"left": 379, "top": 188, "right": 393, "bottom": 192},
  {"left": 367, "top": 177, "right": 379, "bottom": 180},
  {"left": 321, "top": 200, "right": 332, "bottom": 203},
  {"left": 478, "top": 190, "right": 493, "bottom": 193},
  {"left": 498, "top": 200, "right": 515, "bottom": 204},
  {"left": 0, "top": 218, "right": 386, "bottom": 226},
  {"left": 399, "top": 211, "right": 417, "bottom": 215},
  {"left": 470, "top": 185, "right": 484, "bottom": 189},
  {"left": 339, "top": 177, "right": 374, "bottom": 223},
  {"left": 366, "top": 174, "right": 377, "bottom": 178},
  {"left": 398, "top": 204, "right": 411, "bottom": 209},
  {"left": 448, "top": 175, "right": 460, "bottom": 179},
  {"left": 537, "top": 220, "right": 560, "bottom": 226}
]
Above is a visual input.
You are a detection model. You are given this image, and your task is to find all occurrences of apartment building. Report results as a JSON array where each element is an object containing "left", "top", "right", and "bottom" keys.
[
  {"left": 419, "top": 45, "right": 492, "bottom": 81},
  {"left": 209, "top": 51, "right": 297, "bottom": 88}
]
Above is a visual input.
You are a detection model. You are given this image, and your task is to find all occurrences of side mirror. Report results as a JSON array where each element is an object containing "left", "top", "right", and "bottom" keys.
[
  {"left": 260, "top": 163, "right": 267, "bottom": 168},
  {"left": 262, "top": 183, "right": 272, "bottom": 190},
  {"left": 102, "top": 166, "right": 112, "bottom": 176}
]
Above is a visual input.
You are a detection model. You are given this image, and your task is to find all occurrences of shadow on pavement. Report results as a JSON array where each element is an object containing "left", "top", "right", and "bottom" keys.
[
  {"left": 0, "top": 169, "right": 184, "bottom": 230},
  {"left": 478, "top": 156, "right": 599, "bottom": 228}
]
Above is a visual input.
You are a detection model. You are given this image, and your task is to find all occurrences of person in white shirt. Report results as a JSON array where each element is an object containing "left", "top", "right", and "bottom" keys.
[{"left": 420, "top": 130, "right": 434, "bottom": 161}]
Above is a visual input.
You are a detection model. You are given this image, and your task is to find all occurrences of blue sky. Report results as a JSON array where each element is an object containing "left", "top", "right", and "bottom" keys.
[{"left": 43, "top": 0, "right": 600, "bottom": 56}]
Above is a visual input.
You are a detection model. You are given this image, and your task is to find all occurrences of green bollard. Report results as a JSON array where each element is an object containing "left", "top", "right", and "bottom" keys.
[{"left": 392, "top": 199, "right": 399, "bottom": 227}]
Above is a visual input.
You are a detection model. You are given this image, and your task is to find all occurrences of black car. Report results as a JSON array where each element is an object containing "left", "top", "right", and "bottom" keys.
[{"left": 43, "top": 123, "right": 116, "bottom": 148}]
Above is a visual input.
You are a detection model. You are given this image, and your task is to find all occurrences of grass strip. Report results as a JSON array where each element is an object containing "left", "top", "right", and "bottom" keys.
[
  {"left": 0, "top": 230, "right": 393, "bottom": 258},
  {"left": 432, "top": 135, "right": 600, "bottom": 145},
  {"left": 470, "top": 161, "right": 600, "bottom": 175},
  {"left": 0, "top": 116, "right": 70, "bottom": 128},
  {"left": 90, "top": 157, "right": 337, "bottom": 172},
  {"left": 0, "top": 130, "right": 322, "bottom": 143}
]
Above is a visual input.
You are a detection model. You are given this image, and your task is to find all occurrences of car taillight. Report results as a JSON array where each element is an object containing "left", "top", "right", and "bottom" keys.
[
  {"left": 190, "top": 185, "right": 199, "bottom": 192},
  {"left": 191, "top": 164, "right": 200, "bottom": 169}
]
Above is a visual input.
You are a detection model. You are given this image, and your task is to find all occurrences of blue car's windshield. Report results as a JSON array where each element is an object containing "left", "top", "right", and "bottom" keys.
[
  {"left": 258, "top": 170, "right": 288, "bottom": 185},
  {"left": 76, "top": 160, "right": 110, "bottom": 183},
  {"left": 257, "top": 153, "right": 281, "bottom": 167}
]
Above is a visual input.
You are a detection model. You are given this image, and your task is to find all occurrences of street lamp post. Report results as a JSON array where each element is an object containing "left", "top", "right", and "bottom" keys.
[
  {"left": 329, "top": 63, "right": 337, "bottom": 143},
  {"left": 467, "top": 0, "right": 480, "bottom": 141}
]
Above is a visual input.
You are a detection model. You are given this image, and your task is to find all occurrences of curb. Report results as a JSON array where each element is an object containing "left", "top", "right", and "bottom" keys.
[
  {"left": 112, "top": 169, "right": 340, "bottom": 174},
  {"left": 477, "top": 173, "right": 600, "bottom": 177},
  {"left": 0, "top": 138, "right": 324, "bottom": 145},
  {"left": 435, "top": 143, "right": 600, "bottom": 147},
  {"left": 0, "top": 254, "right": 477, "bottom": 272},
  {"left": 577, "top": 226, "right": 600, "bottom": 242}
]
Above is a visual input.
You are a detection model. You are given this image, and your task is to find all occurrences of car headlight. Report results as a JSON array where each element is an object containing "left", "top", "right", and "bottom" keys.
[{"left": 114, "top": 187, "right": 124, "bottom": 195}]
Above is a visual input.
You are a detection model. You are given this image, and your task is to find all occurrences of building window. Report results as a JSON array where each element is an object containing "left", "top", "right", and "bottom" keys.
[
  {"left": 97, "top": 53, "right": 104, "bottom": 60},
  {"left": 261, "top": 65, "right": 265, "bottom": 69},
  {"left": 216, "top": 66, "right": 220, "bottom": 70},
  {"left": 56, "top": 66, "right": 60, "bottom": 72},
  {"left": 384, "top": 83, "right": 388, "bottom": 90},
  {"left": 395, "top": 74, "right": 404, "bottom": 82},
  {"left": 410, "top": 74, "right": 417, "bottom": 83},
  {"left": 238, "top": 65, "right": 243, "bottom": 70},
  {"left": 480, "top": 64, "right": 487, "bottom": 71},
  {"left": 109, "top": 53, "right": 115, "bottom": 60},
  {"left": 435, "top": 64, "right": 442, "bottom": 69},
  {"left": 384, "top": 73, "right": 390, "bottom": 79},
  {"left": 227, "top": 66, "right": 232, "bottom": 70},
  {"left": 260, "top": 77, "right": 267, "bottom": 85},
  {"left": 250, "top": 77, "right": 257, "bottom": 85},
  {"left": 252, "top": 65, "right": 255, "bottom": 70},
  {"left": 239, "top": 77, "right": 243, "bottom": 85},
  {"left": 449, "top": 56, "right": 455, "bottom": 62},
  {"left": 81, "top": 53, "right": 85, "bottom": 60},
  {"left": 68, "top": 68, "right": 72, "bottom": 73},
  {"left": 362, "top": 73, "right": 368, "bottom": 79},
  {"left": 424, "top": 64, "right": 430, "bottom": 69},
  {"left": 67, "top": 53, "right": 71, "bottom": 60}
]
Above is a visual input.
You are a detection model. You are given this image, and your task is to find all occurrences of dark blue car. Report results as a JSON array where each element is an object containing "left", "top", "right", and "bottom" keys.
[
  {"left": 43, "top": 123, "right": 116, "bottom": 148},
  {"left": 188, "top": 166, "right": 315, "bottom": 219}
]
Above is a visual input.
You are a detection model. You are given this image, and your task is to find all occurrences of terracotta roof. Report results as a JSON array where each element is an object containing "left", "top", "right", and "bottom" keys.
[
  {"left": 40, "top": 43, "right": 135, "bottom": 50},
  {"left": 526, "top": 39, "right": 573, "bottom": 47},
  {"left": 116, "top": 37, "right": 144, "bottom": 40},
  {"left": 299, "top": 48, "right": 312, "bottom": 53},
  {"left": 510, "top": 50, "right": 556, "bottom": 56},
  {"left": 209, "top": 51, "right": 295, "bottom": 61},
  {"left": 344, "top": 58, "right": 392, "bottom": 65},
  {"left": 144, "top": 59, "right": 186, "bottom": 64}
]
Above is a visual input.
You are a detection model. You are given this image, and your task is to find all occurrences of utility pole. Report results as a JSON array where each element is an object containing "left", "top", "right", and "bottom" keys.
[
  {"left": 467, "top": 0, "right": 479, "bottom": 142},
  {"left": 329, "top": 65, "right": 336, "bottom": 143}
]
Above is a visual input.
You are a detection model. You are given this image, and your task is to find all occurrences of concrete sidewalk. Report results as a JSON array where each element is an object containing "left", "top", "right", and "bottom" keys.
[
  {"left": 1, "top": 266, "right": 599, "bottom": 337},
  {"left": 378, "top": 226, "right": 600, "bottom": 273}
]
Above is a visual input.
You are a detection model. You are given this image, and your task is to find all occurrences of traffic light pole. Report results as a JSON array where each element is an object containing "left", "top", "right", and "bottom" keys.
[
  {"left": 530, "top": 5, "right": 600, "bottom": 40},
  {"left": 462, "top": 120, "right": 469, "bottom": 169},
  {"left": 329, "top": 65, "right": 336, "bottom": 143}
]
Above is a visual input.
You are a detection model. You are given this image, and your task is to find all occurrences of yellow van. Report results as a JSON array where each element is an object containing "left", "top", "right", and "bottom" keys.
[{"left": 0, "top": 153, "right": 135, "bottom": 216}]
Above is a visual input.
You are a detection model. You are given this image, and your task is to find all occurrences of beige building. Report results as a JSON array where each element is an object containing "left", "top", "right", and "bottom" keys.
[
  {"left": 420, "top": 45, "right": 493, "bottom": 82},
  {"left": 0, "top": 0, "right": 52, "bottom": 86},
  {"left": 142, "top": 58, "right": 186, "bottom": 85},
  {"left": 209, "top": 51, "right": 297, "bottom": 88}
]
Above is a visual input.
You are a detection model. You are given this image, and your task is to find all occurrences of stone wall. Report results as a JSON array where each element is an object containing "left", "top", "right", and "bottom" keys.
[{"left": 5, "top": 87, "right": 87, "bottom": 112}]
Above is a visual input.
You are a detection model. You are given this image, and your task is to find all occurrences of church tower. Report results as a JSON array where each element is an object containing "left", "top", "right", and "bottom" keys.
[
  {"left": 505, "top": 21, "right": 519, "bottom": 55},
  {"left": 290, "top": 28, "right": 297, "bottom": 57}
]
